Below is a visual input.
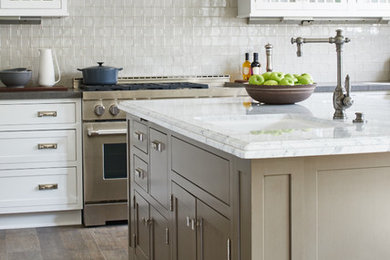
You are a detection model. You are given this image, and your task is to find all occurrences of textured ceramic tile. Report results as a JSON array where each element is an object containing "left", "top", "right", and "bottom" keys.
[{"left": 0, "top": 1, "right": 389, "bottom": 87}]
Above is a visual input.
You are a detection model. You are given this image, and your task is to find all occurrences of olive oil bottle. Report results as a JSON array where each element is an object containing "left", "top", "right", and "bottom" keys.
[{"left": 242, "top": 53, "right": 251, "bottom": 80}]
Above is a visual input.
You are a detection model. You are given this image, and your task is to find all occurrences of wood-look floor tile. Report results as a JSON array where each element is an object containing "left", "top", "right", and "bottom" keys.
[
  {"left": 59, "top": 229, "right": 87, "bottom": 251},
  {"left": 7, "top": 250, "right": 42, "bottom": 260},
  {"left": 0, "top": 230, "right": 7, "bottom": 260},
  {"left": 2, "top": 224, "right": 128, "bottom": 260},
  {"left": 6, "top": 229, "right": 40, "bottom": 253},
  {"left": 91, "top": 226, "right": 128, "bottom": 251},
  {"left": 36, "top": 227, "right": 71, "bottom": 260},
  {"left": 101, "top": 249, "right": 128, "bottom": 260}
]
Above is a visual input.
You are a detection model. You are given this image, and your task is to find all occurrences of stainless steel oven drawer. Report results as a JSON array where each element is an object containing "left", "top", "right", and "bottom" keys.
[
  {"left": 134, "top": 155, "right": 148, "bottom": 192},
  {"left": 132, "top": 121, "right": 148, "bottom": 154}
]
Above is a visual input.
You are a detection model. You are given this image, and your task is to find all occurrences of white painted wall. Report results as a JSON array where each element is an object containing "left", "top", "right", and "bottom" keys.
[{"left": 0, "top": 0, "right": 389, "bottom": 86}]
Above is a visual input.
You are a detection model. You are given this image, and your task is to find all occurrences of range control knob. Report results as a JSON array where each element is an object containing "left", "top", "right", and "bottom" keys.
[
  {"left": 94, "top": 104, "right": 105, "bottom": 116},
  {"left": 109, "top": 104, "right": 120, "bottom": 116}
]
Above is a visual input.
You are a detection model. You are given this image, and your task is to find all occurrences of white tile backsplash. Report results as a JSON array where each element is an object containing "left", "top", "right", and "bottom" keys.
[{"left": 0, "top": 0, "right": 389, "bottom": 87}]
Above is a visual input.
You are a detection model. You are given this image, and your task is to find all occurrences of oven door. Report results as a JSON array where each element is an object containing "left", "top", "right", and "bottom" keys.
[{"left": 83, "top": 121, "right": 128, "bottom": 203}]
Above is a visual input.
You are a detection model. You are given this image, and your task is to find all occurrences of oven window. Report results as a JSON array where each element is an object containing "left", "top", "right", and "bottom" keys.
[{"left": 103, "top": 143, "right": 127, "bottom": 179}]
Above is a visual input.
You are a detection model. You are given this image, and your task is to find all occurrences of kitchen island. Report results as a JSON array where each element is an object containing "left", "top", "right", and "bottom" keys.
[{"left": 119, "top": 91, "right": 390, "bottom": 260}]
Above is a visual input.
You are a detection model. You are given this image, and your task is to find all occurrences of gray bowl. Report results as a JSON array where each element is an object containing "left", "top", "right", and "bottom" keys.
[{"left": 0, "top": 69, "right": 32, "bottom": 88}]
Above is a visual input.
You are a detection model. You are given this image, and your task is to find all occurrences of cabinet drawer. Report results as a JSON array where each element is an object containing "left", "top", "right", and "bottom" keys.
[
  {"left": 132, "top": 121, "right": 148, "bottom": 154},
  {"left": 0, "top": 102, "right": 76, "bottom": 126},
  {"left": 134, "top": 155, "right": 148, "bottom": 192},
  {"left": 0, "top": 130, "right": 76, "bottom": 164},
  {"left": 0, "top": 167, "right": 79, "bottom": 214},
  {"left": 172, "top": 137, "right": 230, "bottom": 204}
]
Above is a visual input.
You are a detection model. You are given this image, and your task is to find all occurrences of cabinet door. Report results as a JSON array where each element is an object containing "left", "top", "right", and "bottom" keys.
[
  {"left": 150, "top": 128, "right": 169, "bottom": 208},
  {"left": 197, "top": 200, "right": 231, "bottom": 260},
  {"left": 1, "top": 0, "right": 61, "bottom": 9},
  {"left": 150, "top": 207, "right": 170, "bottom": 260},
  {"left": 135, "top": 193, "right": 150, "bottom": 260},
  {"left": 172, "top": 183, "right": 196, "bottom": 260}
]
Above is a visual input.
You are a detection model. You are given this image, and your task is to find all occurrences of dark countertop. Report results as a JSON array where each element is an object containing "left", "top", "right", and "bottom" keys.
[
  {"left": 0, "top": 82, "right": 389, "bottom": 100},
  {"left": 225, "top": 82, "right": 390, "bottom": 92},
  {"left": 0, "top": 88, "right": 82, "bottom": 100}
]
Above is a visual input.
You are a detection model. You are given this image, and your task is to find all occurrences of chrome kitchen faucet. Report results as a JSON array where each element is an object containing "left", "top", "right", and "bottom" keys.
[{"left": 291, "top": 29, "right": 353, "bottom": 120}]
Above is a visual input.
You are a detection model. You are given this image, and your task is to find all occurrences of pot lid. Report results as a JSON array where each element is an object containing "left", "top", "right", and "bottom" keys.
[{"left": 78, "top": 62, "right": 122, "bottom": 71}]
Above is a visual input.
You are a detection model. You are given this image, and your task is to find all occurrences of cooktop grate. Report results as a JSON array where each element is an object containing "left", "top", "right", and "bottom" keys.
[{"left": 80, "top": 82, "right": 209, "bottom": 91}]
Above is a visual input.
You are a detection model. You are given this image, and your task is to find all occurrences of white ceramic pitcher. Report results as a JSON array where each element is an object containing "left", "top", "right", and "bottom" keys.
[{"left": 38, "top": 48, "right": 61, "bottom": 87}]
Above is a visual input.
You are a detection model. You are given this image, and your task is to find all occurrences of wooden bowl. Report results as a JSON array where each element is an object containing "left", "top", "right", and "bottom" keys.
[{"left": 245, "top": 84, "right": 316, "bottom": 104}]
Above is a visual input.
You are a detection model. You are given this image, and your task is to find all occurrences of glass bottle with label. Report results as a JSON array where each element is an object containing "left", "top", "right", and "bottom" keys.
[
  {"left": 242, "top": 53, "right": 251, "bottom": 81},
  {"left": 251, "top": 52, "right": 261, "bottom": 75}
]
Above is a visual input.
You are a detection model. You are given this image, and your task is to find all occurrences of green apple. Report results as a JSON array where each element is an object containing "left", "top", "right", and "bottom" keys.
[
  {"left": 297, "top": 76, "right": 312, "bottom": 85},
  {"left": 262, "top": 72, "right": 272, "bottom": 81},
  {"left": 248, "top": 75, "right": 265, "bottom": 85},
  {"left": 279, "top": 77, "right": 295, "bottom": 86},
  {"left": 293, "top": 74, "right": 300, "bottom": 79},
  {"left": 301, "top": 73, "right": 313, "bottom": 81},
  {"left": 284, "top": 73, "right": 298, "bottom": 83},
  {"left": 263, "top": 80, "right": 279, "bottom": 86},
  {"left": 270, "top": 72, "right": 284, "bottom": 82}
]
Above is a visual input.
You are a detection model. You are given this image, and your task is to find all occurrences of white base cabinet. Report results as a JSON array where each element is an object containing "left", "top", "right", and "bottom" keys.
[
  {"left": 0, "top": 98, "right": 82, "bottom": 229},
  {"left": 0, "top": 0, "right": 68, "bottom": 17}
]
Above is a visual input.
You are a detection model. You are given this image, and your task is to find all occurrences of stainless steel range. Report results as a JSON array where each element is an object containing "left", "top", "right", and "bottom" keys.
[{"left": 77, "top": 75, "right": 246, "bottom": 226}]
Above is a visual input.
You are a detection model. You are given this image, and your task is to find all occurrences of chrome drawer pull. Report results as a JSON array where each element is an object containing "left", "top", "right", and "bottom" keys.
[
  {"left": 37, "top": 111, "right": 57, "bottom": 117},
  {"left": 38, "top": 143, "right": 58, "bottom": 150},
  {"left": 151, "top": 141, "right": 163, "bottom": 152},
  {"left": 38, "top": 184, "right": 58, "bottom": 190},
  {"left": 135, "top": 168, "right": 145, "bottom": 179},
  {"left": 227, "top": 238, "right": 231, "bottom": 260},
  {"left": 134, "top": 131, "right": 145, "bottom": 142}
]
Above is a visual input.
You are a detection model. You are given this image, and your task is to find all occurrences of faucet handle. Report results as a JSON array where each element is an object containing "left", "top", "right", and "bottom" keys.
[
  {"left": 345, "top": 74, "right": 351, "bottom": 97},
  {"left": 343, "top": 74, "right": 353, "bottom": 108}
]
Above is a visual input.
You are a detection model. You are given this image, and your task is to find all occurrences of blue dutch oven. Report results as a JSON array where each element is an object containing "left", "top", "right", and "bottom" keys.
[{"left": 78, "top": 62, "right": 123, "bottom": 85}]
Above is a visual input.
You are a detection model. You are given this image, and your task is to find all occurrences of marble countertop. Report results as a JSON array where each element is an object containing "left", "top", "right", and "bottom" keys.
[{"left": 119, "top": 91, "right": 390, "bottom": 159}]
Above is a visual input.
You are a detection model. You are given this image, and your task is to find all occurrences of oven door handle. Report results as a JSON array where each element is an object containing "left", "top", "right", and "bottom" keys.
[{"left": 87, "top": 128, "right": 127, "bottom": 137}]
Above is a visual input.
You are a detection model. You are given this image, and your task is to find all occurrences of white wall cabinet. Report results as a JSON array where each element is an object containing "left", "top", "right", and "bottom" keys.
[
  {"left": 0, "top": 98, "right": 82, "bottom": 229},
  {"left": 0, "top": 0, "right": 68, "bottom": 17},
  {"left": 238, "top": 0, "right": 390, "bottom": 22}
]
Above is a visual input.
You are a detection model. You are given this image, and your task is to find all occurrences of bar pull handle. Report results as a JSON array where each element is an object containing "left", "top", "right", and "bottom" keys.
[
  {"left": 227, "top": 238, "right": 231, "bottom": 260},
  {"left": 38, "top": 184, "right": 58, "bottom": 190},
  {"left": 151, "top": 141, "right": 163, "bottom": 152},
  {"left": 186, "top": 216, "right": 191, "bottom": 227},
  {"left": 199, "top": 218, "right": 204, "bottom": 260},
  {"left": 38, "top": 143, "right": 58, "bottom": 150},
  {"left": 37, "top": 111, "right": 57, "bottom": 117},
  {"left": 135, "top": 168, "right": 145, "bottom": 179},
  {"left": 165, "top": 227, "right": 169, "bottom": 245},
  {"left": 134, "top": 131, "right": 145, "bottom": 142},
  {"left": 88, "top": 128, "right": 127, "bottom": 137},
  {"left": 191, "top": 218, "right": 196, "bottom": 230}
]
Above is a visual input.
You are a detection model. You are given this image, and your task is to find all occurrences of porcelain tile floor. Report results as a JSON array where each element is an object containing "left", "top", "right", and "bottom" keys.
[{"left": 0, "top": 224, "right": 128, "bottom": 260}]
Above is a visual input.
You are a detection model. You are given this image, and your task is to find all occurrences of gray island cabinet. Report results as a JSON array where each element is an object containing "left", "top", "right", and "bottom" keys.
[{"left": 120, "top": 92, "right": 390, "bottom": 260}]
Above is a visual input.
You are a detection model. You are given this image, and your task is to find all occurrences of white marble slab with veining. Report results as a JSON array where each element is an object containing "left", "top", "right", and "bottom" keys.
[{"left": 119, "top": 91, "right": 390, "bottom": 159}]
